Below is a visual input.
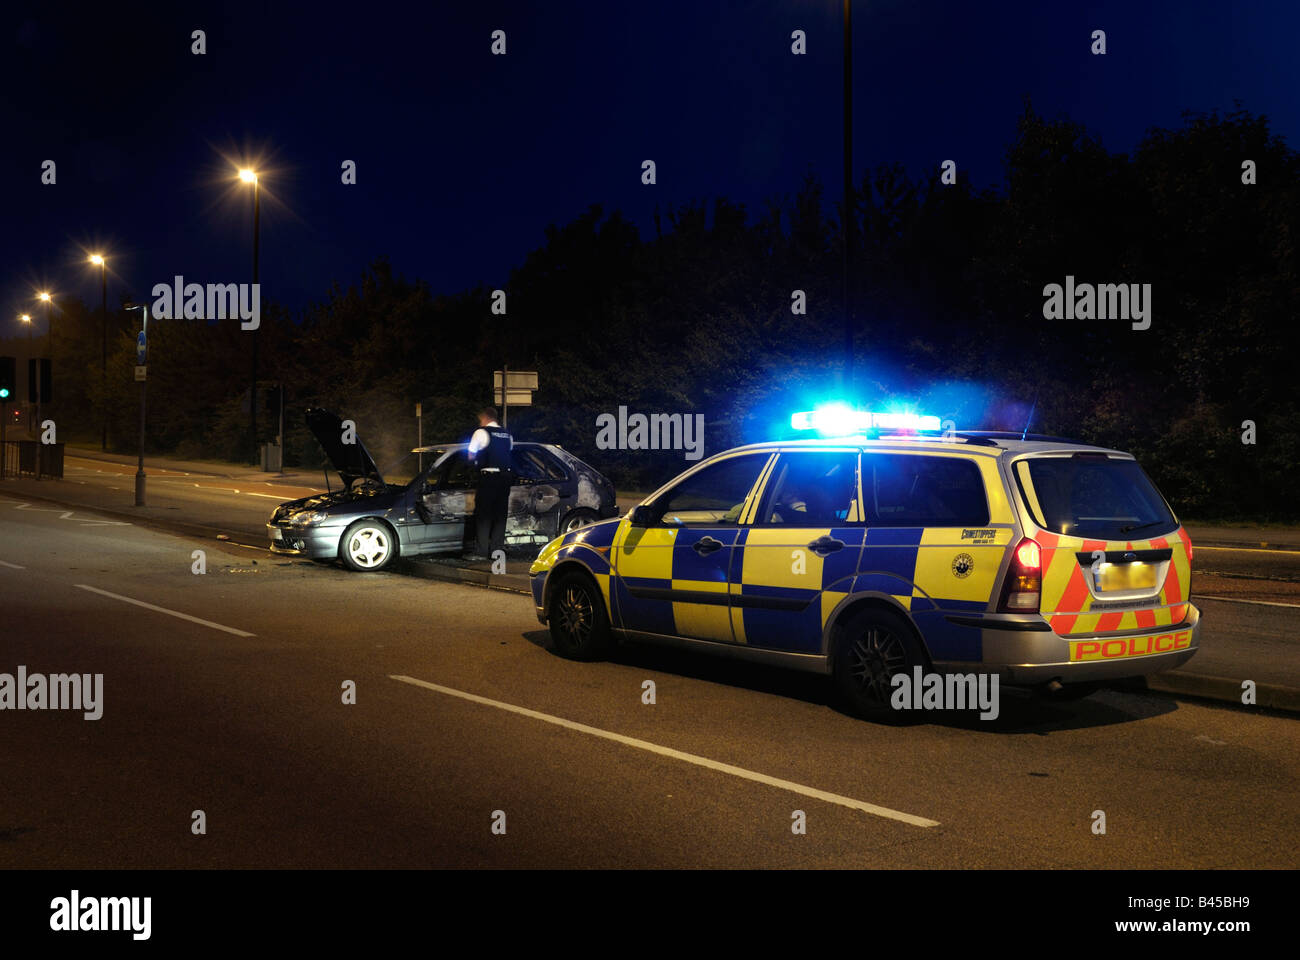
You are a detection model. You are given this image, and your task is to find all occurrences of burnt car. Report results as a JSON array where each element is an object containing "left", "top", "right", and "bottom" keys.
[{"left": 268, "top": 408, "right": 619, "bottom": 571}]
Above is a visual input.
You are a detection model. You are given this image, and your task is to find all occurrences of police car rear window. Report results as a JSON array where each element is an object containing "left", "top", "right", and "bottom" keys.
[
  {"left": 1014, "top": 456, "right": 1177, "bottom": 540},
  {"left": 862, "top": 454, "right": 989, "bottom": 527}
]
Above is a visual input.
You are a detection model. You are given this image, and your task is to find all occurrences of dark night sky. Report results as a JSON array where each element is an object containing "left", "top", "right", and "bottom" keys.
[{"left": 3, "top": 0, "right": 1297, "bottom": 331}]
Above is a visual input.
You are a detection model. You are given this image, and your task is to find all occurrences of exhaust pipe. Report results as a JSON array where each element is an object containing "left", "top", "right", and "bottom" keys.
[{"left": 1045, "top": 679, "right": 1065, "bottom": 693}]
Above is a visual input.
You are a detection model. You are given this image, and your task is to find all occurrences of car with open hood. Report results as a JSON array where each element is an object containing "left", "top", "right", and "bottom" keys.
[{"left": 267, "top": 408, "right": 618, "bottom": 571}]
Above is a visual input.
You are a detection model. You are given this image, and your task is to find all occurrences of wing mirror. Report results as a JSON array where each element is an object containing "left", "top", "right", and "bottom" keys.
[{"left": 628, "top": 505, "right": 656, "bottom": 527}]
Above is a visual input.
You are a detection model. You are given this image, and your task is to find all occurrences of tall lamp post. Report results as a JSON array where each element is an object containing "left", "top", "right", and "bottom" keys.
[
  {"left": 239, "top": 168, "right": 260, "bottom": 465},
  {"left": 89, "top": 254, "right": 107, "bottom": 450},
  {"left": 19, "top": 314, "right": 33, "bottom": 433},
  {"left": 841, "top": 0, "right": 854, "bottom": 391},
  {"left": 125, "top": 303, "right": 148, "bottom": 506},
  {"left": 34, "top": 292, "right": 52, "bottom": 435}
]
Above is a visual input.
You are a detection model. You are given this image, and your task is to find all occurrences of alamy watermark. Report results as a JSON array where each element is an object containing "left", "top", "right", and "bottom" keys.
[
  {"left": 596, "top": 405, "right": 704, "bottom": 460},
  {"left": 890, "top": 667, "right": 1000, "bottom": 720},
  {"left": 0, "top": 666, "right": 103, "bottom": 719},
  {"left": 1042, "top": 275, "right": 1151, "bottom": 330},
  {"left": 151, "top": 275, "right": 260, "bottom": 329}
]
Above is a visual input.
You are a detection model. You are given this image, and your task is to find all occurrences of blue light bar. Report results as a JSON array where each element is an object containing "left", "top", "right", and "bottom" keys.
[{"left": 791, "top": 406, "right": 943, "bottom": 435}]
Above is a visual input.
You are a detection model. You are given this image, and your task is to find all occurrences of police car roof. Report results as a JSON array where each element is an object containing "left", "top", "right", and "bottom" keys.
[{"left": 723, "top": 434, "right": 1129, "bottom": 458}]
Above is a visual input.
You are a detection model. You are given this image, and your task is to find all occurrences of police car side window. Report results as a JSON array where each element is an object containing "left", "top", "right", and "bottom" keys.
[
  {"left": 759, "top": 452, "right": 857, "bottom": 526},
  {"left": 650, "top": 454, "right": 768, "bottom": 526},
  {"left": 863, "top": 454, "right": 988, "bottom": 527}
]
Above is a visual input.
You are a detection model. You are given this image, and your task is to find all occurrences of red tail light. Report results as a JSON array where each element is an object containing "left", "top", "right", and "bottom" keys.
[{"left": 998, "top": 537, "right": 1042, "bottom": 613}]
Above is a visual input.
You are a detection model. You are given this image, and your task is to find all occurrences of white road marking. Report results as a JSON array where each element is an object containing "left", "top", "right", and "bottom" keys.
[
  {"left": 10, "top": 503, "right": 129, "bottom": 526},
  {"left": 1193, "top": 595, "right": 1300, "bottom": 609},
  {"left": 389, "top": 674, "right": 940, "bottom": 828},
  {"left": 0, "top": 559, "right": 25, "bottom": 569},
  {"left": 74, "top": 585, "right": 257, "bottom": 637},
  {"left": 1197, "top": 545, "right": 1300, "bottom": 556}
]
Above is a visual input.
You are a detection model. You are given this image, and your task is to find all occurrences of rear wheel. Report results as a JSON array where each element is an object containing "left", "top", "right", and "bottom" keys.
[
  {"left": 548, "top": 571, "right": 611, "bottom": 660},
  {"left": 832, "top": 607, "right": 925, "bottom": 720},
  {"left": 339, "top": 520, "right": 397, "bottom": 572}
]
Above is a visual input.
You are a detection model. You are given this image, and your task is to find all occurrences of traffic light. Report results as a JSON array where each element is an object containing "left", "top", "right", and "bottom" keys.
[{"left": 0, "top": 356, "right": 15, "bottom": 401}]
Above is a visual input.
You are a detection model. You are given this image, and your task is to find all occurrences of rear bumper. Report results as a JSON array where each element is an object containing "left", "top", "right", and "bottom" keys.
[{"left": 939, "top": 603, "right": 1201, "bottom": 686}]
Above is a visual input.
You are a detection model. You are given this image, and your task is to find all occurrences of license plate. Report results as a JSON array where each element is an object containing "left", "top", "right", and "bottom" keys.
[
  {"left": 1095, "top": 562, "right": 1156, "bottom": 591},
  {"left": 270, "top": 527, "right": 283, "bottom": 541}
]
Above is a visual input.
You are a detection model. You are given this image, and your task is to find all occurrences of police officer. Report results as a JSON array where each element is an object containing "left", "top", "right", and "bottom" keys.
[{"left": 467, "top": 406, "right": 513, "bottom": 560}]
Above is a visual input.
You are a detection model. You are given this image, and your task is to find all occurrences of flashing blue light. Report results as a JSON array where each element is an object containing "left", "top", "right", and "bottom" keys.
[{"left": 791, "top": 404, "right": 943, "bottom": 436}]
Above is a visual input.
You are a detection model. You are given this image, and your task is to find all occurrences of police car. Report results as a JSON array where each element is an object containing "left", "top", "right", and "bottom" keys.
[{"left": 529, "top": 407, "right": 1199, "bottom": 716}]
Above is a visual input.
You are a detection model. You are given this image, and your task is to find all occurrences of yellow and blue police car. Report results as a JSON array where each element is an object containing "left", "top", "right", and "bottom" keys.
[{"left": 529, "top": 407, "right": 1199, "bottom": 717}]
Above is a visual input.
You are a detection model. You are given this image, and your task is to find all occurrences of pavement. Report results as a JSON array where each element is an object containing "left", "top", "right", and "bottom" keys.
[
  {"left": 1, "top": 500, "right": 1296, "bottom": 869},
  {"left": 4, "top": 444, "right": 1299, "bottom": 716}
]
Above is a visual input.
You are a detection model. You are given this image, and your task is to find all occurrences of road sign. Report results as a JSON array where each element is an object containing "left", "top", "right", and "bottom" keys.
[
  {"left": 134, "top": 365, "right": 147, "bottom": 382},
  {"left": 136, "top": 330, "right": 147, "bottom": 365},
  {"left": 493, "top": 370, "right": 538, "bottom": 390},
  {"left": 415, "top": 402, "right": 422, "bottom": 418},
  {"left": 493, "top": 388, "right": 533, "bottom": 406}
]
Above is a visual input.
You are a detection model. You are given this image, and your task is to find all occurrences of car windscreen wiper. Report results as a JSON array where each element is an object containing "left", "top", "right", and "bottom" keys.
[{"left": 1119, "top": 520, "right": 1166, "bottom": 534}]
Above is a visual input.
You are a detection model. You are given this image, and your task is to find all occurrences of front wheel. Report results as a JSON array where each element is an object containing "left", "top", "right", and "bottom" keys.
[
  {"left": 832, "top": 607, "right": 925, "bottom": 721},
  {"left": 559, "top": 508, "right": 599, "bottom": 535},
  {"left": 548, "top": 571, "right": 611, "bottom": 660},
  {"left": 339, "top": 520, "right": 397, "bottom": 572}
]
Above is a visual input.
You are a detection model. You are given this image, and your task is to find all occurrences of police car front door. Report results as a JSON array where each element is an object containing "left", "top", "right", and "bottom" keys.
[
  {"left": 734, "top": 450, "right": 864, "bottom": 652},
  {"left": 613, "top": 453, "right": 770, "bottom": 643}
]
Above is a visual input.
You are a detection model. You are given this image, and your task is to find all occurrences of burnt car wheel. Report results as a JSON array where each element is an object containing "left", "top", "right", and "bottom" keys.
[
  {"left": 559, "top": 508, "right": 600, "bottom": 535},
  {"left": 339, "top": 520, "right": 396, "bottom": 572},
  {"left": 548, "top": 571, "right": 611, "bottom": 660},
  {"left": 832, "top": 607, "right": 925, "bottom": 721}
]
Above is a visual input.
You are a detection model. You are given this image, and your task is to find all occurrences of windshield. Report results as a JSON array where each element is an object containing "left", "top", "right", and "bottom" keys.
[{"left": 1014, "top": 455, "right": 1177, "bottom": 540}]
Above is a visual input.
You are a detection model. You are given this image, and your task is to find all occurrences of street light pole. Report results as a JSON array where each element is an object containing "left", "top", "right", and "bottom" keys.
[
  {"left": 21, "top": 315, "right": 32, "bottom": 433},
  {"left": 89, "top": 254, "right": 108, "bottom": 450},
  {"left": 38, "top": 293, "right": 52, "bottom": 435},
  {"left": 240, "top": 169, "right": 261, "bottom": 465},
  {"left": 126, "top": 303, "right": 148, "bottom": 506},
  {"left": 100, "top": 261, "right": 107, "bottom": 449},
  {"left": 842, "top": 0, "right": 854, "bottom": 392}
]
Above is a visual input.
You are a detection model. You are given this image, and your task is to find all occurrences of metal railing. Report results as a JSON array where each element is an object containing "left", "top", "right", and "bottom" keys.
[{"left": 0, "top": 441, "right": 64, "bottom": 479}]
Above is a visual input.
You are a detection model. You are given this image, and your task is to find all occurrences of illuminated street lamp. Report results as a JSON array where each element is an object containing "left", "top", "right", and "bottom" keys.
[
  {"left": 88, "top": 253, "right": 107, "bottom": 450},
  {"left": 19, "top": 315, "right": 33, "bottom": 435},
  {"left": 238, "top": 167, "right": 261, "bottom": 464}
]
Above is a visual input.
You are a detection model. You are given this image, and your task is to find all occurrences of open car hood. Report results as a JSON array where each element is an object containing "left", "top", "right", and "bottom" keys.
[{"left": 305, "top": 407, "right": 384, "bottom": 488}]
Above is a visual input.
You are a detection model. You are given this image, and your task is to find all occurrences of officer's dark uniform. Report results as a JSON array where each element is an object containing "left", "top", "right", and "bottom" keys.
[{"left": 473, "top": 425, "right": 514, "bottom": 557}]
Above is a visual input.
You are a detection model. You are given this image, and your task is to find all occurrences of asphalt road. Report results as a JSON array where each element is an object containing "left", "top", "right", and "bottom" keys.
[
  {"left": 5, "top": 454, "right": 1299, "bottom": 690},
  {"left": 1, "top": 499, "right": 1296, "bottom": 868}
]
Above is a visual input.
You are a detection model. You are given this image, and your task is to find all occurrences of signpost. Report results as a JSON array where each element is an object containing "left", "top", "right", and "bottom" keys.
[{"left": 493, "top": 368, "right": 538, "bottom": 429}]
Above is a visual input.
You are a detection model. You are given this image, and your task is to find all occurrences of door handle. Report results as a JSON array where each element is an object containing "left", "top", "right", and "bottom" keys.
[
  {"left": 807, "top": 535, "right": 845, "bottom": 556},
  {"left": 693, "top": 536, "right": 724, "bottom": 556}
]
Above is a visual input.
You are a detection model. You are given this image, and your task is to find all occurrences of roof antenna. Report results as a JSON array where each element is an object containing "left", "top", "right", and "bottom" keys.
[{"left": 1021, "top": 390, "right": 1039, "bottom": 441}]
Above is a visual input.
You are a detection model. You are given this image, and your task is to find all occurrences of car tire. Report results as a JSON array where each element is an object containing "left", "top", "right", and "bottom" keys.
[
  {"left": 559, "top": 508, "right": 600, "bottom": 536},
  {"left": 548, "top": 571, "right": 611, "bottom": 661},
  {"left": 339, "top": 519, "right": 397, "bottom": 572},
  {"left": 832, "top": 607, "right": 926, "bottom": 721}
]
